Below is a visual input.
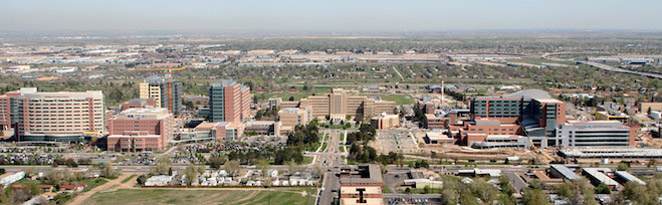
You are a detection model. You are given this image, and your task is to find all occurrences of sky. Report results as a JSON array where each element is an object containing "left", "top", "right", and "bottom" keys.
[{"left": 1, "top": 0, "right": 662, "bottom": 33}]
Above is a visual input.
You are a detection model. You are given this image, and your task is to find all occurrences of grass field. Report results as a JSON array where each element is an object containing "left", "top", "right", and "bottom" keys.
[
  {"left": 378, "top": 94, "right": 413, "bottom": 105},
  {"left": 320, "top": 143, "right": 328, "bottom": 152},
  {"left": 84, "top": 188, "right": 317, "bottom": 205},
  {"left": 302, "top": 156, "right": 314, "bottom": 165}
]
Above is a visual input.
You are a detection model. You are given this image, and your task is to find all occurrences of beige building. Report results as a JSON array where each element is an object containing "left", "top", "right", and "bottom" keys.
[
  {"left": 371, "top": 114, "right": 400, "bottom": 129},
  {"left": 292, "top": 88, "right": 396, "bottom": 121},
  {"left": 641, "top": 102, "right": 662, "bottom": 112},
  {"left": 139, "top": 82, "right": 162, "bottom": 108},
  {"left": 278, "top": 107, "right": 312, "bottom": 127}
]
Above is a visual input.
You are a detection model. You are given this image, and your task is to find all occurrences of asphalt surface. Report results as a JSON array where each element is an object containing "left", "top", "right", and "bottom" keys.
[{"left": 318, "top": 129, "right": 344, "bottom": 205}]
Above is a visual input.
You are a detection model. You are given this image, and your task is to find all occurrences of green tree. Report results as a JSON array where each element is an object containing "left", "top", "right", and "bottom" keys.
[
  {"left": 617, "top": 162, "right": 630, "bottom": 171},
  {"left": 208, "top": 156, "right": 225, "bottom": 170},
  {"left": 522, "top": 188, "right": 549, "bottom": 205},
  {"left": 594, "top": 183, "right": 611, "bottom": 194}
]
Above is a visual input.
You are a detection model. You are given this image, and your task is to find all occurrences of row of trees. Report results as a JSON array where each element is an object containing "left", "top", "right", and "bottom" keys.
[{"left": 440, "top": 176, "right": 513, "bottom": 205}]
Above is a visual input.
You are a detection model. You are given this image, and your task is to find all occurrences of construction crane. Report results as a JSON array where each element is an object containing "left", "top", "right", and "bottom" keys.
[{"left": 131, "top": 67, "right": 185, "bottom": 113}]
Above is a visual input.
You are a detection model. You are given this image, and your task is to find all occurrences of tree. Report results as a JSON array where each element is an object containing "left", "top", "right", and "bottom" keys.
[
  {"left": 617, "top": 162, "right": 630, "bottom": 171},
  {"left": 288, "top": 160, "right": 302, "bottom": 174},
  {"left": 101, "top": 162, "right": 115, "bottom": 178},
  {"left": 564, "top": 179, "right": 596, "bottom": 205},
  {"left": 289, "top": 96, "right": 295, "bottom": 101},
  {"left": 522, "top": 188, "right": 550, "bottom": 205},
  {"left": 423, "top": 185, "right": 431, "bottom": 194},
  {"left": 224, "top": 160, "right": 240, "bottom": 177},
  {"left": 441, "top": 176, "right": 461, "bottom": 205},
  {"left": 256, "top": 159, "right": 271, "bottom": 176},
  {"left": 311, "top": 163, "right": 325, "bottom": 178},
  {"left": 208, "top": 156, "right": 225, "bottom": 170},
  {"left": 136, "top": 175, "right": 148, "bottom": 186},
  {"left": 469, "top": 178, "right": 499, "bottom": 204},
  {"left": 499, "top": 175, "right": 515, "bottom": 196},
  {"left": 184, "top": 164, "right": 199, "bottom": 186},
  {"left": 155, "top": 156, "right": 172, "bottom": 175},
  {"left": 623, "top": 181, "right": 657, "bottom": 205},
  {"left": 9, "top": 187, "right": 30, "bottom": 204},
  {"left": 595, "top": 183, "right": 611, "bottom": 194}
]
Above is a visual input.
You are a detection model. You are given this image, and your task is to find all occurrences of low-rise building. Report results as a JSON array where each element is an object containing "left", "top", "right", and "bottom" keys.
[
  {"left": 370, "top": 113, "right": 400, "bottom": 129},
  {"left": 245, "top": 121, "right": 280, "bottom": 136},
  {"left": 423, "top": 131, "right": 455, "bottom": 145},
  {"left": 339, "top": 164, "right": 383, "bottom": 205},
  {"left": 278, "top": 107, "right": 311, "bottom": 127},
  {"left": 424, "top": 114, "right": 446, "bottom": 129},
  {"left": 555, "top": 120, "right": 635, "bottom": 147}
]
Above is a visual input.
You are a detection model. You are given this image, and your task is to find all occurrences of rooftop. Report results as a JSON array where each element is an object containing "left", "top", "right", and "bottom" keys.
[
  {"left": 339, "top": 164, "right": 383, "bottom": 185},
  {"left": 550, "top": 164, "right": 581, "bottom": 180},
  {"left": 212, "top": 79, "right": 238, "bottom": 87},
  {"left": 474, "top": 89, "right": 553, "bottom": 101}
]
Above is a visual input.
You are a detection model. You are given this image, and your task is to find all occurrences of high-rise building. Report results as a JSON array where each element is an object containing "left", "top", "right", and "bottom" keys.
[
  {"left": 0, "top": 88, "right": 104, "bottom": 143},
  {"left": 208, "top": 79, "right": 251, "bottom": 123},
  {"left": 139, "top": 76, "right": 182, "bottom": 115},
  {"left": 467, "top": 89, "right": 566, "bottom": 146},
  {"left": 107, "top": 108, "right": 174, "bottom": 152}
]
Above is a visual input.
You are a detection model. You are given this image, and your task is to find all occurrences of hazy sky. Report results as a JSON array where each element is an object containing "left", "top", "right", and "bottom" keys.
[{"left": 2, "top": 0, "right": 661, "bottom": 32}]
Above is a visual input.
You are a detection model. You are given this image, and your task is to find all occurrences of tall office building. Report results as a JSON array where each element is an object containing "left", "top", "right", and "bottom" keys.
[
  {"left": 208, "top": 79, "right": 251, "bottom": 123},
  {"left": 139, "top": 75, "right": 182, "bottom": 115},
  {"left": 0, "top": 88, "right": 104, "bottom": 143}
]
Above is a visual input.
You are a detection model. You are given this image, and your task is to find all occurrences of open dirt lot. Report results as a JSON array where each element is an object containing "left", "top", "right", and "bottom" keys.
[{"left": 369, "top": 130, "right": 419, "bottom": 154}]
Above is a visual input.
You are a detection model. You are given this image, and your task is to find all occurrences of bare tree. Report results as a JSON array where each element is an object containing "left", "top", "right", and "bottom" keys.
[
  {"left": 155, "top": 156, "right": 172, "bottom": 175},
  {"left": 101, "top": 163, "right": 115, "bottom": 178},
  {"left": 224, "top": 160, "right": 240, "bottom": 177}
]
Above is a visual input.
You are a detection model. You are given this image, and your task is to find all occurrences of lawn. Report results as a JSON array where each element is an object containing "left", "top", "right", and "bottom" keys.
[
  {"left": 383, "top": 185, "right": 392, "bottom": 194},
  {"left": 408, "top": 188, "right": 441, "bottom": 194},
  {"left": 339, "top": 146, "right": 345, "bottom": 152},
  {"left": 121, "top": 175, "right": 136, "bottom": 183},
  {"left": 78, "top": 178, "right": 109, "bottom": 191},
  {"left": 83, "top": 188, "right": 317, "bottom": 205},
  {"left": 302, "top": 156, "right": 314, "bottom": 165},
  {"left": 320, "top": 143, "right": 328, "bottom": 152}
]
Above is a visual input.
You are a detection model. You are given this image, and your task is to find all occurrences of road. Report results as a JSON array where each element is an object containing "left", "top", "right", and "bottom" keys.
[
  {"left": 580, "top": 61, "right": 662, "bottom": 79},
  {"left": 318, "top": 130, "right": 344, "bottom": 205}
]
